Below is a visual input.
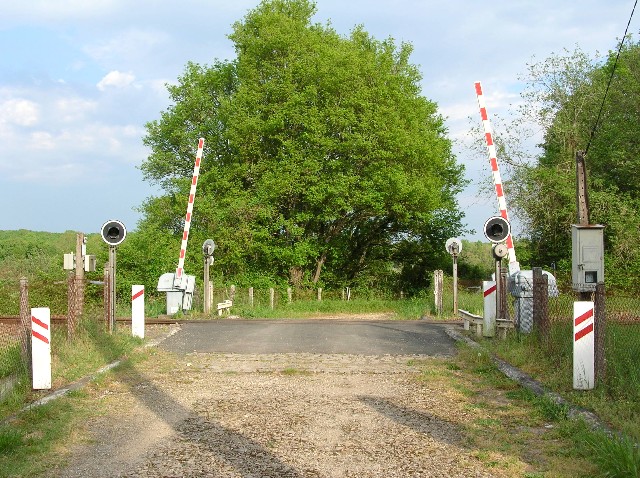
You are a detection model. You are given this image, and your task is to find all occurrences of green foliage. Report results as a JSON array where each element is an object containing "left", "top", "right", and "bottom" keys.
[
  {"left": 0, "top": 427, "right": 22, "bottom": 454},
  {"left": 582, "top": 430, "right": 640, "bottom": 478},
  {"left": 504, "top": 42, "right": 640, "bottom": 289},
  {"left": 140, "top": 0, "right": 466, "bottom": 292},
  {"left": 487, "top": 319, "right": 640, "bottom": 442}
]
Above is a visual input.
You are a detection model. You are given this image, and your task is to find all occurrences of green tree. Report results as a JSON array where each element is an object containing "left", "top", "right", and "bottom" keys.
[
  {"left": 140, "top": 0, "right": 466, "bottom": 291},
  {"left": 504, "top": 42, "right": 640, "bottom": 287}
]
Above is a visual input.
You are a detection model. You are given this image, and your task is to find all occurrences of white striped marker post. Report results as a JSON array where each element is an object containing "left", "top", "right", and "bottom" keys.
[
  {"left": 174, "top": 138, "right": 205, "bottom": 287},
  {"left": 573, "top": 301, "right": 595, "bottom": 390},
  {"left": 132, "top": 285, "right": 145, "bottom": 339},
  {"left": 31, "top": 307, "right": 51, "bottom": 390},
  {"left": 475, "top": 82, "right": 520, "bottom": 275},
  {"left": 483, "top": 281, "right": 497, "bottom": 337}
]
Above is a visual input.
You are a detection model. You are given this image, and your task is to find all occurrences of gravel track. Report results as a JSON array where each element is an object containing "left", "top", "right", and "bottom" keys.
[{"left": 47, "top": 338, "right": 521, "bottom": 477}]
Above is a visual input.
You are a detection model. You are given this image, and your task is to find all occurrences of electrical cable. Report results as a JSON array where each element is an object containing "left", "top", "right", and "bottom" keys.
[{"left": 584, "top": 0, "right": 638, "bottom": 156}]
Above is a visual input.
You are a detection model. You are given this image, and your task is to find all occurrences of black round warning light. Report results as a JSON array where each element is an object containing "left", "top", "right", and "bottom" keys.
[
  {"left": 101, "top": 220, "right": 127, "bottom": 246},
  {"left": 483, "top": 216, "right": 510, "bottom": 244}
]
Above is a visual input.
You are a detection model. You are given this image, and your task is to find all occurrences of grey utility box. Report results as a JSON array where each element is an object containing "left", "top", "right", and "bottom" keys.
[
  {"left": 157, "top": 273, "right": 196, "bottom": 315},
  {"left": 572, "top": 224, "right": 605, "bottom": 292},
  {"left": 509, "top": 269, "right": 559, "bottom": 333}
]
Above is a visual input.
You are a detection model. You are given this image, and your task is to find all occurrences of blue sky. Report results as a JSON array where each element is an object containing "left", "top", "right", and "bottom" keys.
[{"left": 0, "top": 0, "right": 636, "bottom": 241}]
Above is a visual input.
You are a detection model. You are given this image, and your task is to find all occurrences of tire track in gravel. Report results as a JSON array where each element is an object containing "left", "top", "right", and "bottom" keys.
[{"left": 49, "top": 351, "right": 521, "bottom": 478}]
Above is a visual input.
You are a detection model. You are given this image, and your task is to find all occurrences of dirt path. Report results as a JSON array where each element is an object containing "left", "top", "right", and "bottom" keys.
[{"left": 41, "top": 341, "right": 551, "bottom": 478}]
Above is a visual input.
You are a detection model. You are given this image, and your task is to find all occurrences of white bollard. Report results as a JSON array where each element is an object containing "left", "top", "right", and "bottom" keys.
[
  {"left": 482, "top": 281, "right": 496, "bottom": 337},
  {"left": 573, "top": 301, "right": 595, "bottom": 390},
  {"left": 31, "top": 307, "right": 51, "bottom": 390},
  {"left": 132, "top": 285, "right": 145, "bottom": 339}
]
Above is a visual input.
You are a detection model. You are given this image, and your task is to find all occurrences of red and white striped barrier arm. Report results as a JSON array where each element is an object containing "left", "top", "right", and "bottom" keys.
[
  {"left": 475, "top": 82, "right": 520, "bottom": 275},
  {"left": 175, "top": 138, "right": 205, "bottom": 286}
]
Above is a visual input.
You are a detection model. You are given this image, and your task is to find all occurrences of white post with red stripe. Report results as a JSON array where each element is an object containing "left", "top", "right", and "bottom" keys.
[
  {"left": 31, "top": 307, "right": 51, "bottom": 390},
  {"left": 174, "top": 138, "right": 205, "bottom": 288},
  {"left": 475, "top": 82, "right": 520, "bottom": 276},
  {"left": 482, "top": 281, "right": 496, "bottom": 337},
  {"left": 573, "top": 301, "right": 595, "bottom": 390},
  {"left": 131, "top": 285, "right": 145, "bottom": 339}
]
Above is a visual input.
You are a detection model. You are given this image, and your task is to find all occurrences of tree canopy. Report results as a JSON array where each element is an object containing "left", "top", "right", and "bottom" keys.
[
  {"left": 138, "top": 0, "right": 466, "bottom": 293},
  {"left": 504, "top": 41, "right": 640, "bottom": 287}
]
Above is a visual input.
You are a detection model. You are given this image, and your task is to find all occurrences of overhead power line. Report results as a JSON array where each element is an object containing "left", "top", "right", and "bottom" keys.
[{"left": 584, "top": 0, "right": 638, "bottom": 156}]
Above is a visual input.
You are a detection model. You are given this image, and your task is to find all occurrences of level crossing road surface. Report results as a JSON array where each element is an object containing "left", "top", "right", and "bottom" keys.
[{"left": 159, "top": 319, "right": 457, "bottom": 356}]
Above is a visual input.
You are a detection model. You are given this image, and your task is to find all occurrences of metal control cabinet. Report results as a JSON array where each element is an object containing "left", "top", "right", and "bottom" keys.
[{"left": 572, "top": 225, "right": 604, "bottom": 292}]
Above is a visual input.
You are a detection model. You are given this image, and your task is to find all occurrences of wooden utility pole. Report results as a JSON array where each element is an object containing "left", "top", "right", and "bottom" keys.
[
  {"left": 576, "top": 151, "right": 590, "bottom": 226},
  {"left": 19, "top": 277, "right": 31, "bottom": 374},
  {"left": 67, "top": 232, "right": 85, "bottom": 339}
]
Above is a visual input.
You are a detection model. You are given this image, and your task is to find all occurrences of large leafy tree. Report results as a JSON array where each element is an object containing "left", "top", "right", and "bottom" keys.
[
  {"left": 139, "top": 0, "right": 465, "bottom": 291},
  {"left": 505, "top": 42, "right": 640, "bottom": 287}
]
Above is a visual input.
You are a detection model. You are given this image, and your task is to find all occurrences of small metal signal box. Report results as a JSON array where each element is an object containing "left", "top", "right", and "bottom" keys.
[{"left": 572, "top": 224, "right": 604, "bottom": 292}]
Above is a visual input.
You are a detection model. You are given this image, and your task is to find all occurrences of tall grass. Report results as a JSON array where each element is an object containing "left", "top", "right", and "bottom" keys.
[
  {"left": 232, "top": 297, "right": 430, "bottom": 320},
  {"left": 0, "top": 313, "right": 142, "bottom": 420},
  {"left": 487, "top": 320, "right": 640, "bottom": 442}
]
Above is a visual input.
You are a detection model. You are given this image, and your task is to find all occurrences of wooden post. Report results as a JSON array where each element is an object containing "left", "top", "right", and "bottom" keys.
[
  {"left": 269, "top": 288, "right": 275, "bottom": 309},
  {"left": 19, "top": 277, "right": 31, "bottom": 375},
  {"left": 532, "top": 268, "right": 549, "bottom": 344},
  {"left": 67, "top": 274, "right": 76, "bottom": 340},
  {"left": 74, "top": 233, "right": 85, "bottom": 318},
  {"left": 287, "top": 287, "right": 292, "bottom": 303},
  {"left": 317, "top": 288, "right": 322, "bottom": 301},
  {"left": 594, "top": 282, "right": 606, "bottom": 384},
  {"left": 230, "top": 285, "right": 236, "bottom": 302},
  {"left": 434, "top": 270, "right": 443, "bottom": 315},
  {"left": 576, "top": 150, "right": 590, "bottom": 226},
  {"left": 249, "top": 287, "right": 254, "bottom": 307}
]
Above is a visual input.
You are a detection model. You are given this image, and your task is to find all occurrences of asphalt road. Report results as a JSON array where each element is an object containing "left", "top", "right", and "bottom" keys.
[{"left": 159, "top": 319, "right": 457, "bottom": 356}]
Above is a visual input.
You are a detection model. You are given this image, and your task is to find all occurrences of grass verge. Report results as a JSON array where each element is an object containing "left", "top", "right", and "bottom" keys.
[
  {"left": 1, "top": 317, "right": 143, "bottom": 420},
  {"left": 462, "top": 329, "right": 640, "bottom": 478}
]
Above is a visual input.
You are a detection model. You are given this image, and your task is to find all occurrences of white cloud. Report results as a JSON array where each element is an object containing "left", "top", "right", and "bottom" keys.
[
  {"left": 84, "top": 28, "right": 171, "bottom": 66},
  {"left": 29, "top": 131, "right": 56, "bottom": 150},
  {"left": 97, "top": 70, "right": 136, "bottom": 91},
  {"left": 55, "top": 97, "right": 98, "bottom": 122},
  {"left": 0, "top": 99, "right": 40, "bottom": 126},
  {"left": 0, "top": 0, "right": 119, "bottom": 25}
]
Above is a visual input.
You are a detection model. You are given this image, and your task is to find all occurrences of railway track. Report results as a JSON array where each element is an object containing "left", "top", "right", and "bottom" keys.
[{"left": 0, "top": 316, "right": 183, "bottom": 326}]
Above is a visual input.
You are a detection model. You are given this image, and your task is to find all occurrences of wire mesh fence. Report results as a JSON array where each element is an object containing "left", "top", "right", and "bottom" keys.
[
  {"left": 2, "top": 273, "right": 639, "bottom": 406},
  {"left": 0, "top": 276, "right": 112, "bottom": 404},
  {"left": 485, "top": 271, "right": 640, "bottom": 402}
]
